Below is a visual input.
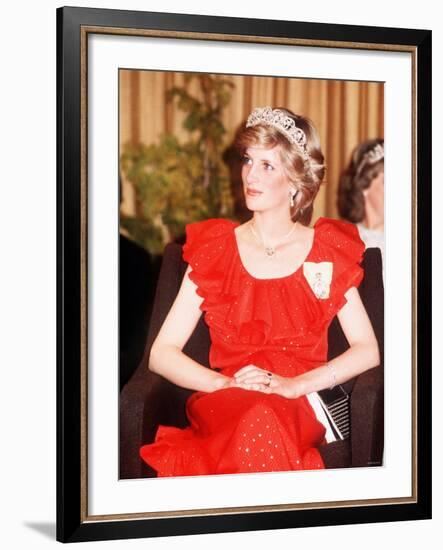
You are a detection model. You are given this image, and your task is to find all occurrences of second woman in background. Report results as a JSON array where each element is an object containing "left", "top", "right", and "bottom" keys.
[{"left": 337, "top": 139, "right": 384, "bottom": 278}]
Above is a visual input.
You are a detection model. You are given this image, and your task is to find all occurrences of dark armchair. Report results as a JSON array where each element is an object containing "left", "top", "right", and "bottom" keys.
[{"left": 120, "top": 244, "right": 384, "bottom": 479}]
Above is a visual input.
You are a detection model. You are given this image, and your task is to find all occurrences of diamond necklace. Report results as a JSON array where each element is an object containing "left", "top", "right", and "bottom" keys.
[{"left": 249, "top": 221, "right": 297, "bottom": 258}]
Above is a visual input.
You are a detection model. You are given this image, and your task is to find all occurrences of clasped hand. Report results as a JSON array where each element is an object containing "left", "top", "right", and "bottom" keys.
[{"left": 226, "top": 365, "right": 299, "bottom": 399}]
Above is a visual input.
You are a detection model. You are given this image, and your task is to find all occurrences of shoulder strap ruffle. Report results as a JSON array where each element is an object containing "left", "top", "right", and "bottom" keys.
[
  {"left": 182, "top": 218, "right": 239, "bottom": 303},
  {"left": 182, "top": 218, "right": 237, "bottom": 270},
  {"left": 314, "top": 217, "right": 365, "bottom": 308}
]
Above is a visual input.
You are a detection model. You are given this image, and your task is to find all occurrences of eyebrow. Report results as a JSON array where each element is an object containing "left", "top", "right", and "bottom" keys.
[{"left": 244, "top": 152, "right": 279, "bottom": 163}]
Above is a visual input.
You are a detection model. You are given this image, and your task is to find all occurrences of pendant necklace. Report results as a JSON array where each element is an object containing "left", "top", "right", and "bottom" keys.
[{"left": 249, "top": 221, "right": 297, "bottom": 258}]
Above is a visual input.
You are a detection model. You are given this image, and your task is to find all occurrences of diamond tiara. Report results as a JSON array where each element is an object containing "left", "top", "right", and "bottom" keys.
[
  {"left": 365, "top": 142, "right": 384, "bottom": 164},
  {"left": 246, "top": 106, "right": 310, "bottom": 161}
]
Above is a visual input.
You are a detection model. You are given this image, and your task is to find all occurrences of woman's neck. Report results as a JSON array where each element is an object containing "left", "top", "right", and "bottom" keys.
[
  {"left": 362, "top": 204, "right": 384, "bottom": 232},
  {"left": 251, "top": 211, "right": 296, "bottom": 242}
]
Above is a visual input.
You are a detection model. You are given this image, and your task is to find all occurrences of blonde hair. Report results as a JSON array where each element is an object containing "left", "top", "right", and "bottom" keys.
[{"left": 233, "top": 107, "right": 325, "bottom": 224}]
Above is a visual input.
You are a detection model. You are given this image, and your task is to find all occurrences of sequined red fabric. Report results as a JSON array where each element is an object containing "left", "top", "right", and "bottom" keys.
[{"left": 140, "top": 217, "right": 365, "bottom": 476}]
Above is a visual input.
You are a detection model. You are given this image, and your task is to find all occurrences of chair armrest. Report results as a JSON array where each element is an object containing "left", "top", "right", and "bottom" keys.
[
  {"left": 350, "top": 365, "right": 384, "bottom": 467},
  {"left": 120, "top": 367, "right": 167, "bottom": 479},
  {"left": 120, "top": 363, "right": 193, "bottom": 479}
]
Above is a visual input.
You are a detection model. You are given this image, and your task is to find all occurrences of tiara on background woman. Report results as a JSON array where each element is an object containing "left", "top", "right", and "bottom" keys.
[
  {"left": 365, "top": 142, "right": 384, "bottom": 164},
  {"left": 246, "top": 106, "right": 310, "bottom": 161}
]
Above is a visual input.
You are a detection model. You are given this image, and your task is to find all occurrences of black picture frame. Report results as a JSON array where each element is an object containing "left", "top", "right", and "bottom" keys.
[{"left": 56, "top": 6, "right": 432, "bottom": 543}]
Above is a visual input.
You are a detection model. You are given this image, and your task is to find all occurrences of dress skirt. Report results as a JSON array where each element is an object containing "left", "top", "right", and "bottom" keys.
[{"left": 140, "top": 387, "right": 326, "bottom": 477}]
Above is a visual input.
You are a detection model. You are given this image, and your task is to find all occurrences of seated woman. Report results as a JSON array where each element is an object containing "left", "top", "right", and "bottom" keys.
[
  {"left": 337, "top": 138, "right": 385, "bottom": 277},
  {"left": 140, "top": 106, "right": 380, "bottom": 477}
]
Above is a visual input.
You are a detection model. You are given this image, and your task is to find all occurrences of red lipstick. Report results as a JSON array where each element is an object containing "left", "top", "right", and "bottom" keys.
[{"left": 246, "top": 188, "right": 263, "bottom": 196}]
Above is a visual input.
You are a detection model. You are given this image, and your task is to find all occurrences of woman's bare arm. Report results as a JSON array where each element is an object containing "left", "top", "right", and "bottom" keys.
[
  {"left": 234, "top": 287, "right": 380, "bottom": 398},
  {"left": 290, "top": 286, "right": 380, "bottom": 396},
  {"left": 148, "top": 265, "right": 234, "bottom": 393}
]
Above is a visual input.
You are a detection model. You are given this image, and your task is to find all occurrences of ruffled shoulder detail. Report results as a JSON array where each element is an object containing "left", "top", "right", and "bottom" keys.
[
  {"left": 312, "top": 217, "right": 365, "bottom": 309},
  {"left": 181, "top": 216, "right": 365, "bottom": 348},
  {"left": 182, "top": 218, "right": 237, "bottom": 270},
  {"left": 182, "top": 218, "right": 240, "bottom": 306}
]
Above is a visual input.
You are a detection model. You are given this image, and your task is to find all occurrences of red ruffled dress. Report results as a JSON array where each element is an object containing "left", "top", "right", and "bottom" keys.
[{"left": 140, "top": 217, "right": 365, "bottom": 477}]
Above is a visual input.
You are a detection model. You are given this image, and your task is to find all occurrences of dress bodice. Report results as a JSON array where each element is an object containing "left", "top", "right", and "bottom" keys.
[{"left": 182, "top": 217, "right": 365, "bottom": 378}]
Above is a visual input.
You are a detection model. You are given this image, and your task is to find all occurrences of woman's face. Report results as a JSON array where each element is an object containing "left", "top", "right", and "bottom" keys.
[
  {"left": 241, "top": 145, "right": 293, "bottom": 213},
  {"left": 365, "top": 170, "right": 384, "bottom": 217}
]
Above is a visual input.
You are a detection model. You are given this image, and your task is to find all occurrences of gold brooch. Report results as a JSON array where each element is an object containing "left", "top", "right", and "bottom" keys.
[{"left": 303, "top": 262, "right": 333, "bottom": 299}]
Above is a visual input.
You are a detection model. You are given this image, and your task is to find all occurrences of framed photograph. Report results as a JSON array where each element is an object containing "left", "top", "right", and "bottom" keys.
[{"left": 57, "top": 6, "right": 432, "bottom": 543}]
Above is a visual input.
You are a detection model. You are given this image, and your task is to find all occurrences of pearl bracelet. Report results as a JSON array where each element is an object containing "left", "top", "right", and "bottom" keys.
[{"left": 325, "top": 363, "right": 337, "bottom": 390}]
